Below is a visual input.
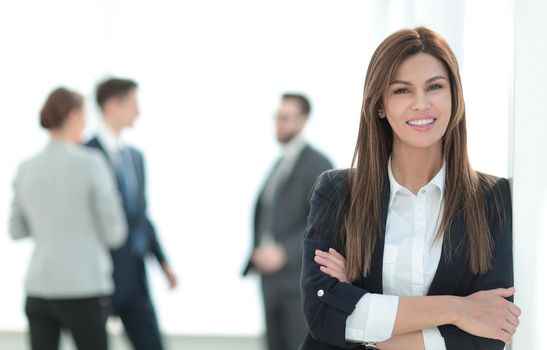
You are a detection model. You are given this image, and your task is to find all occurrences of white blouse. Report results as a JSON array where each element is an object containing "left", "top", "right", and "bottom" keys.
[{"left": 345, "top": 160, "right": 447, "bottom": 350}]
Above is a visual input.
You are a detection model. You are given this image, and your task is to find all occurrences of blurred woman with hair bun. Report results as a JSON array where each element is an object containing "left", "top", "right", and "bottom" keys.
[{"left": 9, "top": 87, "right": 127, "bottom": 350}]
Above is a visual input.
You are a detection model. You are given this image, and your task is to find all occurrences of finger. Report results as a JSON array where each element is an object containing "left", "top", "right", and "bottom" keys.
[
  {"left": 491, "top": 287, "right": 515, "bottom": 298},
  {"left": 506, "top": 312, "right": 520, "bottom": 328},
  {"left": 508, "top": 303, "right": 521, "bottom": 317},
  {"left": 319, "top": 265, "right": 339, "bottom": 277},
  {"left": 315, "top": 251, "right": 344, "bottom": 270},
  {"left": 316, "top": 250, "right": 346, "bottom": 271},
  {"left": 314, "top": 255, "right": 345, "bottom": 276},
  {"left": 497, "top": 329, "right": 512, "bottom": 344},
  {"left": 320, "top": 265, "right": 346, "bottom": 282},
  {"left": 316, "top": 249, "right": 343, "bottom": 261},
  {"left": 502, "top": 320, "right": 517, "bottom": 335},
  {"left": 317, "top": 257, "right": 348, "bottom": 282},
  {"left": 328, "top": 248, "right": 347, "bottom": 262}
]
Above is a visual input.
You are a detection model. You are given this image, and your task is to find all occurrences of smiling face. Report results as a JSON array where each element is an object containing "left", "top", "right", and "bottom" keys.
[{"left": 382, "top": 53, "right": 452, "bottom": 152}]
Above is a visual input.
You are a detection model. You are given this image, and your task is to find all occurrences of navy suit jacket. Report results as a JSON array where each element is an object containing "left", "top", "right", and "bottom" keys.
[
  {"left": 300, "top": 169, "right": 513, "bottom": 350},
  {"left": 86, "top": 137, "right": 167, "bottom": 300}
]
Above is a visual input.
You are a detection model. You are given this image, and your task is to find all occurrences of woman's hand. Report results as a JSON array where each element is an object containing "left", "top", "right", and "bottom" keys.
[
  {"left": 454, "top": 287, "right": 521, "bottom": 344},
  {"left": 314, "top": 248, "right": 349, "bottom": 283}
]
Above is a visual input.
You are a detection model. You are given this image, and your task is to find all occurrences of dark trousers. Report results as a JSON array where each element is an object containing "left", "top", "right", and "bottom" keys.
[
  {"left": 25, "top": 296, "right": 109, "bottom": 350},
  {"left": 114, "top": 294, "right": 163, "bottom": 350},
  {"left": 264, "top": 294, "right": 308, "bottom": 350},
  {"left": 111, "top": 254, "right": 164, "bottom": 350}
]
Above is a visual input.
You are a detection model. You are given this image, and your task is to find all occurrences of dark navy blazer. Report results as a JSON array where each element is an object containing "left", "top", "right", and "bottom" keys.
[
  {"left": 300, "top": 169, "right": 513, "bottom": 350},
  {"left": 86, "top": 137, "right": 167, "bottom": 303}
]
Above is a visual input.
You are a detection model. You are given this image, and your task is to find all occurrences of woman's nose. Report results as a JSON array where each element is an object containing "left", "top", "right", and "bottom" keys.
[{"left": 411, "top": 91, "right": 430, "bottom": 112}]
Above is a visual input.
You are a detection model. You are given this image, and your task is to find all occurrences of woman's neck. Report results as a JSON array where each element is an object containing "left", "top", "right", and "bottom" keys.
[
  {"left": 50, "top": 129, "right": 79, "bottom": 144},
  {"left": 390, "top": 142, "right": 443, "bottom": 195}
]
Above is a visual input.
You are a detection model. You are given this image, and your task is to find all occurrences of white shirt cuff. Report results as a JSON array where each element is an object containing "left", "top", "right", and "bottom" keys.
[
  {"left": 345, "top": 293, "right": 399, "bottom": 342},
  {"left": 422, "top": 327, "right": 447, "bottom": 350}
]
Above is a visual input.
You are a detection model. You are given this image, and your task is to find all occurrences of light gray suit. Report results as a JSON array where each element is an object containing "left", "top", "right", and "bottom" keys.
[{"left": 9, "top": 140, "right": 127, "bottom": 298}]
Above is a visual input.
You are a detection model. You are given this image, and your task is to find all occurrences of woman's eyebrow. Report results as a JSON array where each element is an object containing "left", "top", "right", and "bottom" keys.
[
  {"left": 389, "top": 75, "right": 448, "bottom": 85},
  {"left": 389, "top": 79, "right": 411, "bottom": 86},
  {"left": 426, "top": 75, "right": 448, "bottom": 83}
]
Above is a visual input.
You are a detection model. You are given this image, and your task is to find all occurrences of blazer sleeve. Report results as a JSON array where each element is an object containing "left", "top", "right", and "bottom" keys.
[
  {"left": 439, "top": 177, "right": 513, "bottom": 350},
  {"left": 89, "top": 153, "right": 128, "bottom": 249},
  {"left": 301, "top": 171, "right": 368, "bottom": 348},
  {"left": 136, "top": 150, "right": 168, "bottom": 264},
  {"left": 9, "top": 167, "right": 30, "bottom": 240}
]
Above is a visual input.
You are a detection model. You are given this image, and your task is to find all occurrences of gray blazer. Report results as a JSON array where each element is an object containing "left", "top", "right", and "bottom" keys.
[
  {"left": 9, "top": 141, "right": 127, "bottom": 298},
  {"left": 243, "top": 144, "right": 333, "bottom": 299}
]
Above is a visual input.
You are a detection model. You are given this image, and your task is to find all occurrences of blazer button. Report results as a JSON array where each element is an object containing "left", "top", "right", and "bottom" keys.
[{"left": 317, "top": 289, "right": 324, "bottom": 297}]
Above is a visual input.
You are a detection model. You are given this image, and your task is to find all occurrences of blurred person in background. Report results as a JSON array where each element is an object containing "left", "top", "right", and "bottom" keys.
[
  {"left": 86, "top": 77, "right": 177, "bottom": 350},
  {"left": 300, "top": 27, "right": 519, "bottom": 350},
  {"left": 9, "top": 87, "right": 127, "bottom": 350},
  {"left": 243, "top": 93, "right": 333, "bottom": 350}
]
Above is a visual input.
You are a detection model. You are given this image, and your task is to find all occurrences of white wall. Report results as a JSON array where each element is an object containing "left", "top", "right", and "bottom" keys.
[
  {"left": 0, "top": 0, "right": 379, "bottom": 336},
  {"left": 0, "top": 0, "right": 519, "bottom": 338},
  {"left": 512, "top": 0, "right": 547, "bottom": 348},
  {"left": 0, "top": 0, "right": 109, "bottom": 333}
]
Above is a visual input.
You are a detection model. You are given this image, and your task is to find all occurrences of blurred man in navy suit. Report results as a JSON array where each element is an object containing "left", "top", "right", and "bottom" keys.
[{"left": 87, "top": 78, "right": 177, "bottom": 350}]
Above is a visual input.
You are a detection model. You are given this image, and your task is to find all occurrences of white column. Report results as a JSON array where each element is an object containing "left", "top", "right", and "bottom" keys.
[{"left": 512, "top": 0, "right": 547, "bottom": 348}]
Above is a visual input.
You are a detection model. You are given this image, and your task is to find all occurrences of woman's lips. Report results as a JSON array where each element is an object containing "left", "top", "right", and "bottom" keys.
[{"left": 406, "top": 116, "right": 437, "bottom": 131}]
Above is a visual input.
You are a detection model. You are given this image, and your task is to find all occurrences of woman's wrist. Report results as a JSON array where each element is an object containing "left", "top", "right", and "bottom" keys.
[{"left": 444, "top": 295, "right": 462, "bottom": 326}]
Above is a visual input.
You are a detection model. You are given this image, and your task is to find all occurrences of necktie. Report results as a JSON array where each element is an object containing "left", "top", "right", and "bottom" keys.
[
  {"left": 259, "top": 157, "right": 290, "bottom": 246},
  {"left": 116, "top": 148, "right": 148, "bottom": 255},
  {"left": 116, "top": 148, "right": 138, "bottom": 218}
]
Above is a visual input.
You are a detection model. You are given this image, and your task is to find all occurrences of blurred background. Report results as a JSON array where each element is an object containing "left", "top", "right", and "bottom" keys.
[{"left": 1, "top": 0, "right": 545, "bottom": 349}]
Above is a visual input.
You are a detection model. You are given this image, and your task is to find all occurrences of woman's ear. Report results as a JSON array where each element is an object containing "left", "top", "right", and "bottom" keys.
[
  {"left": 66, "top": 109, "right": 79, "bottom": 124},
  {"left": 377, "top": 105, "right": 386, "bottom": 118},
  {"left": 66, "top": 108, "right": 85, "bottom": 130}
]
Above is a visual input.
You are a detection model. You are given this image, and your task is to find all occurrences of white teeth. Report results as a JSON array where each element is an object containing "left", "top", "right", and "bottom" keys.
[{"left": 407, "top": 118, "right": 434, "bottom": 126}]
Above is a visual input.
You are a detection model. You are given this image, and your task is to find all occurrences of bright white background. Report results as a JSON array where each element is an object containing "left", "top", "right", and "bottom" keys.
[{"left": 0, "top": 0, "right": 532, "bottom": 340}]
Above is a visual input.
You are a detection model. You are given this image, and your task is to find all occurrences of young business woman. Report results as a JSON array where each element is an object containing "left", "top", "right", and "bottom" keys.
[
  {"left": 300, "top": 27, "right": 520, "bottom": 350},
  {"left": 9, "top": 87, "right": 127, "bottom": 350}
]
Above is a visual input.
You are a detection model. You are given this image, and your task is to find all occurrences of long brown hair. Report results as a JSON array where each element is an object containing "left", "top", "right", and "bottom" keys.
[{"left": 345, "top": 27, "right": 498, "bottom": 281}]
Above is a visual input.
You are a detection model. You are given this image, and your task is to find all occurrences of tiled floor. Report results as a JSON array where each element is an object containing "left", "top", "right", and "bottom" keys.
[{"left": 0, "top": 331, "right": 265, "bottom": 350}]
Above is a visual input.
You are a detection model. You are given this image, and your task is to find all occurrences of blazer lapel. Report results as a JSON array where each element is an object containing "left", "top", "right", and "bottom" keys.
[
  {"left": 87, "top": 137, "right": 115, "bottom": 171},
  {"left": 358, "top": 181, "right": 390, "bottom": 294},
  {"left": 427, "top": 209, "right": 468, "bottom": 296},
  {"left": 253, "top": 157, "right": 283, "bottom": 245},
  {"left": 276, "top": 145, "right": 310, "bottom": 197}
]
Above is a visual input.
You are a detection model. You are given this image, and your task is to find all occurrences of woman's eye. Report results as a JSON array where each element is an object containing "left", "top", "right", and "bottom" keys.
[
  {"left": 428, "top": 83, "right": 443, "bottom": 91},
  {"left": 394, "top": 87, "right": 410, "bottom": 94}
]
